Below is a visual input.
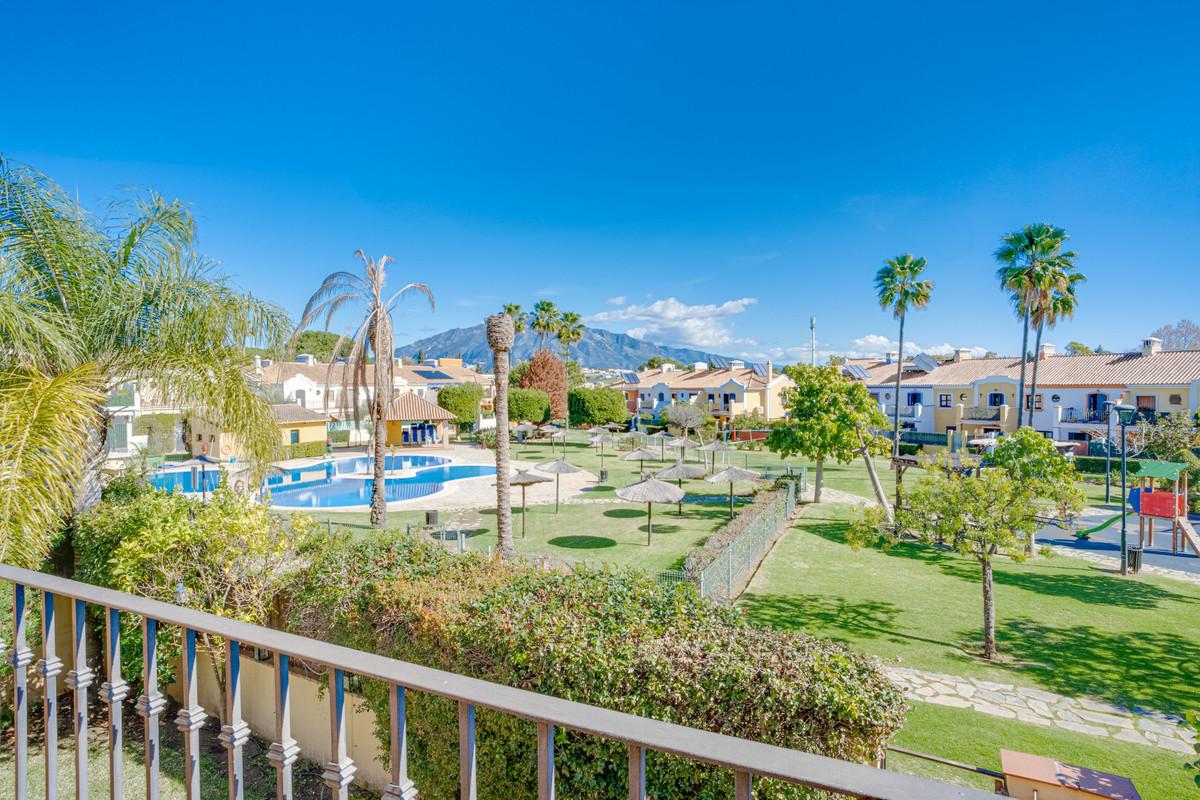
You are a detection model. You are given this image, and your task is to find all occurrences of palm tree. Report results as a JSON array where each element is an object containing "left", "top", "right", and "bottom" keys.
[
  {"left": 296, "top": 251, "right": 434, "bottom": 529},
  {"left": 503, "top": 303, "right": 527, "bottom": 334},
  {"left": 530, "top": 300, "right": 560, "bottom": 349},
  {"left": 995, "top": 224, "right": 1072, "bottom": 428},
  {"left": 0, "top": 158, "right": 290, "bottom": 558},
  {"left": 557, "top": 310, "right": 584, "bottom": 360},
  {"left": 487, "top": 313, "right": 516, "bottom": 558},
  {"left": 1027, "top": 268, "right": 1084, "bottom": 425},
  {"left": 874, "top": 254, "right": 933, "bottom": 460}
]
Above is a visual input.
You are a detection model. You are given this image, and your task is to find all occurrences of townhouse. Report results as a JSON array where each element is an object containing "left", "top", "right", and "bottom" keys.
[
  {"left": 614, "top": 360, "right": 795, "bottom": 424},
  {"left": 845, "top": 337, "right": 1200, "bottom": 447}
]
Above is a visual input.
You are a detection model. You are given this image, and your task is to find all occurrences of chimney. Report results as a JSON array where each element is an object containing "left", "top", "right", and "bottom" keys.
[
  {"left": 884, "top": 351, "right": 899, "bottom": 365},
  {"left": 1142, "top": 337, "right": 1162, "bottom": 357},
  {"left": 693, "top": 361, "right": 708, "bottom": 371},
  {"left": 253, "top": 354, "right": 262, "bottom": 369},
  {"left": 953, "top": 348, "right": 972, "bottom": 362},
  {"left": 730, "top": 359, "right": 745, "bottom": 369},
  {"left": 1038, "top": 343, "right": 1056, "bottom": 360},
  {"left": 661, "top": 362, "right": 676, "bottom": 372},
  {"left": 296, "top": 353, "right": 314, "bottom": 365}
]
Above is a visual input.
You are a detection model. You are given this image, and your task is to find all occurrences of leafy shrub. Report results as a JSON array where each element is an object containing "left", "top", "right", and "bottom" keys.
[
  {"left": 897, "top": 442, "right": 920, "bottom": 456},
  {"left": 508, "top": 387, "right": 550, "bottom": 423},
  {"left": 517, "top": 349, "right": 568, "bottom": 420},
  {"left": 281, "top": 440, "right": 326, "bottom": 460},
  {"left": 567, "top": 387, "right": 629, "bottom": 426},
  {"left": 682, "top": 483, "right": 786, "bottom": 577},
  {"left": 437, "top": 383, "right": 484, "bottom": 428},
  {"left": 1074, "top": 456, "right": 1145, "bottom": 476},
  {"left": 329, "top": 428, "right": 351, "bottom": 445},
  {"left": 475, "top": 428, "right": 498, "bottom": 449},
  {"left": 287, "top": 532, "right": 903, "bottom": 800}
]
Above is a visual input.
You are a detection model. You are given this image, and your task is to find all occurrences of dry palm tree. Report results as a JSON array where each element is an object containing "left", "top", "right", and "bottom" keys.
[
  {"left": 1027, "top": 268, "right": 1084, "bottom": 423},
  {"left": 503, "top": 303, "right": 527, "bottom": 334},
  {"left": 296, "top": 251, "right": 434, "bottom": 528},
  {"left": 530, "top": 299, "right": 560, "bottom": 349},
  {"left": 995, "top": 223, "right": 1071, "bottom": 428},
  {"left": 874, "top": 254, "right": 933, "bottom": 459},
  {"left": 487, "top": 313, "right": 516, "bottom": 557},
  {"left": 0, "top": 158, "right": 290, "bottom": 565},
  {"left": 557, "top": 310, "right": 584, "bottom": 360}
]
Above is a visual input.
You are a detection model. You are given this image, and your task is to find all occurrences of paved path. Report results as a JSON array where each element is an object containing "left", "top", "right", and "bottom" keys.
[
  {"left": 1049, "top": 544, "right": 1200, "bottom": 587},
  {"left": 887, "top": 667, "right": 1197, "bottom": 754}
]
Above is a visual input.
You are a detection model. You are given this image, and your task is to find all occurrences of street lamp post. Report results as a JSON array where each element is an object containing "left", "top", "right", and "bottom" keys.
[
  {"left": 1114, "top": 404, "right": 1137, "bottom": 576},
  {"left": 1104, "top": 400, "right": 1115, "bottom": 504}
]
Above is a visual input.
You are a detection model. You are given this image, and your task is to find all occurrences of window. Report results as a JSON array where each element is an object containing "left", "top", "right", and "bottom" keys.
[
  {"left": 1170, "top": 394, "right": 1183, "bottom": 405},
  {"left": 657, "top": 392, "right": 665, "bottom": 402},
  {"left": 906, "top": 391, "right": 923, "bottom": 406},
  {"left": 1136, "top": 395, "right": 1156, "bottom": 411},
  {"left": 1024, "top": 394, "right": 1043, "bottom": 411},
  {"left": 938, "top": 393, "right": 952, "bottom": 408},
  {"left": 1067, "top": 431, "right": 1089, "bottom": 442},
  {"left": 707, "top": 393, "right": 715, "bottom": 403},
  {"left": 988, "top": 392, "right": 1005, "bottom": 407},
  {"left": 289, "top": 429, "right": 300, "bottom": 445}
]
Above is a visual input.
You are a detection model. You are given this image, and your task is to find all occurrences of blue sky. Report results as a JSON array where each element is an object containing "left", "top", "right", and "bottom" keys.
[{"left": 7, "top": 2, "right": 1199, "bottom": 362}]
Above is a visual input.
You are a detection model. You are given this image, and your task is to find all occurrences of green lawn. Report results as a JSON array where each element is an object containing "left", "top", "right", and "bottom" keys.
[
  {"left": 740, "top": 503, "right": 1200, "bottom": 717},
  {"left": 890, "top": 701, "right": 1194, "bottom": 800}
]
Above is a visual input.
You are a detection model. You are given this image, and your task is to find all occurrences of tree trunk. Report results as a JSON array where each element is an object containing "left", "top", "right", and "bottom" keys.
[
  {"left": 1016, "top": 308, "right": 1030, "bottom": 429},
  {"left": 892, "top": 314, "right": 904, "bottom": 458},
  {"left": 74, "top": 416, "right": 111, "bottom": 515},
  {"left": 856, "top": 428, "right": 894, "bottom": 524},
  {"left": 813, "top": 459, "right": 824, "bottom": 503},
  {"left": 492, "top": 343, "right": 515, "bottom": 559},
  {"left": 369, "top": 324, "right": 389, "bottom": 529},
  {"left": 1028, "top": 320, "right": 1045, "bottom": 428},
  {"left": 981, "top": 556, "right": 997, "bottom": 660}
]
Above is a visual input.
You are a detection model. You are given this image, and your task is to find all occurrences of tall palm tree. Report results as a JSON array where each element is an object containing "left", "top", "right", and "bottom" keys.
[
  {"left": 503, "top": 303, "right": 527, "bottom": 334},
  {"left": 0, "top": 158, "right": 290, "bottom": 556},
  {"left": 530, "top": 300, "right": 560, "bottom": 349},
  {"left": 487, "top": 313, "right": 516, "bottom": 558},
  {"left": 1027, "top": 269, "right": 1084, "bottom": 425},
  {"left": 995, "top": 223, "right": 1072, "bottom": 428},
  {"left": 874, "top": 254, "right": 933, "bottom": 459},
  {"left": 557, "top": 310, "right": 584, "bottom": 360},
  {"left": 296, "top": 251, "right": 434, "bottom": 529}
]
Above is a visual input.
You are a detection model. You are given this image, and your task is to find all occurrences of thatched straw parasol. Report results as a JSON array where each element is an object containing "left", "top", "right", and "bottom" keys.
[
  {"left": 535, "top": 458, "right": 581, "bottom": 513},
  {"left": 647, "top": 430, "right": 670, "bottom": 459},
  {"left": 589, "top": 433, "right": 617, "bottom": 473},
  {"left": 655, "top": 460, "right": 707, "bottom": 515},
  {"left": 509, "top": 469, "right": 551, "bottom": 537},
  {"left": 622, "top": 447, "right": 660, "bottom": 474},
  {"left": 615, "top": 476, "right": 685, "bottom": 544},
  {"left": 695, "top": 440, "right": 732, "bottom": 471},
  {"left": 706, "top": 465, "right": 761, "bottom": 519}
]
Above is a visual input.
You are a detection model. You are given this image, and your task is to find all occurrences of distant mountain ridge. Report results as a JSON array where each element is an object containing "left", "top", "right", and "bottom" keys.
[{"left": 395, "top": 324, "right": 733, "bottom": 369}]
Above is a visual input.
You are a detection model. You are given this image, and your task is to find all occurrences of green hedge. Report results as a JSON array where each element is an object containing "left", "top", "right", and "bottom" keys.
[
  {"left": 1073, "top": 455, "right": 1144, "bottom": 476},
  {"left": 568, "top": 387, "right": 629, "bottom": 426},
  {"left": 328, "top": 428, "right": 351, "bottom": 445},
  {"left": 508, "top": 387, "right": 551, "bottom": 423},
  {"left": 288, "top": 534, "right": 906, "bottom": 799},
  {"left": 281, "top": 440, "right": 326, "bottom": 460}
]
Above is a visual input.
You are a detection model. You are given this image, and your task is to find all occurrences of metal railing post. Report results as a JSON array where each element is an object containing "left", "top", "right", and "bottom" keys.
[
  {"left": 38, "top": 591, "right": 63, "bottom": 800},
  {"left": 459, "top": 701, "right": 477, "bottom": 800},
  {"left": 174, "top": 628, "right": 206, "bottom": 800},
  {"left": 136, "top": 618, "right": 167, "bottom": 800},
  {"left": 323, "top": 668, "right": 356, "bottom": 800},
  {"left": 735, "top": 769, "right": 753, "bottom": 799},
  {"left": 383, "top": 684, "right": 417, "bottom": 800},
  {"left": 11, "top": 584, "right": 33, "bottom": 800},
  {"left": 627, "top": 743, "right": 646, "bottom": 800},
  {"left": 537, "top": 722, "right": 555, "bottom": 800},
  {"left": 220, "top": 640, "right": 251, "bottom": 800},
  {"left": 65, "top": 597, "right": 94, "bottom": 800},
  {"left": 269, "top": 653, "right": 299, "bottom": 800},
  {"left": 101, "top": 608, "right": 129, "bottom": 800}
]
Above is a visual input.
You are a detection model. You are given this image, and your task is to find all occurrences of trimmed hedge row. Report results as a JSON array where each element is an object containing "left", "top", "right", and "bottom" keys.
[
  {"left": 682, "top": 483, "right": 785, "bottom": 577},
  {"left": 1073, "top": 455, "right": 1145, "bottom": 476},
  {"left": 281, "top": 440, "right": 326, "bottom": 460},
  {"left": 288, "top": 533, "right": 906, "bottom": 800}
]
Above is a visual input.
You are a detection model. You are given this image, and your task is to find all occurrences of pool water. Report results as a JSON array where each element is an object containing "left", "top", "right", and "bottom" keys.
[
  {"left": 149, "top": 454, "right": 496, "bottom": 508},
  {"left": 147, "top": 468, "right": 222, "bottom": 494}
]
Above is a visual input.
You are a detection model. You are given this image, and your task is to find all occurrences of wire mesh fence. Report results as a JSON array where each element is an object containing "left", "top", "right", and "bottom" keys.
[{"left": 697, "top": 481, "right": 796, "bottom": 603}]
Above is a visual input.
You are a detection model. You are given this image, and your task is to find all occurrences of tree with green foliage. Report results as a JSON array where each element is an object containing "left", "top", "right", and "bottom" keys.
[
  {"left": 995, "top": 223, "right": 1078, "bottom": 427},
  {"left": 856, "top": 463, "right": 1037, "bottom": 660},
  {"left": 875, "top": 253, "right": 933, "bottom": 460},
  {"left": 132, "top": 412, "right": 183, "bottom": 455},
  {"left": 766, "top": 364, "right": 891, "bottom": 516},
  {"left": 989, "top": 427, "right": 1084, "bottom": 550},
  {"left": 518, "top": 348, "right": 568, "bottom": 420},
  {"left": 502, "top": 303, "right": 527, "bottom": 334},
  {"left": 436, "top": 383, "right": 484, "bottom": 438},
  {"left": 557, "top": 310, "right": 584, "bottom": 360},
  {"left": 290, "top": 329, "right": 354, "bottom": 361},
  {"left": 1065, "top": 341, "right": 1093, "bottom": 355},
  {"left": 638, "top": 355, "right": 687, "bottom": 371},
  {"left": 568, "top": 387, "right": 629, "bottom": 426},
  {"left": 296, "top": 250, "right": 434, "bottom": 529},
  {"left": 508, "top": 387, "right": 551, "bottom": 423},
  {"left": 1026, "top": 265, "right": 1084, "bottom": 426},
  {"left": 530, "top": 299, "right": 560, "bottom": 349},
  {"left": 0, "top": 158, "right": 291, "bottom": 567},
  {"left": 1134, "top": 411, "right": 1199, "bottom": 461}
]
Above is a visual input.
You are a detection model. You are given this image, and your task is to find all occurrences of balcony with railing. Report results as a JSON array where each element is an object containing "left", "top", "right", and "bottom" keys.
[
  {"left": 961, "top": 406, "right": 1001, "bottom": 422},
  {"left": 881, "top": 404, "right": 920, "bottom": 419},
  {"left": 1, "top": 563, "right": 993, "bottom": 800},
  {"left": 1059, "top": 407, "right": 1105, "bottom": 424}
]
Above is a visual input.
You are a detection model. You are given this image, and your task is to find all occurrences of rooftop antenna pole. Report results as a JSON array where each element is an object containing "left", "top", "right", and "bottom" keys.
[{"left": 810, "top": 316, "right": 817, "bottom": 366}]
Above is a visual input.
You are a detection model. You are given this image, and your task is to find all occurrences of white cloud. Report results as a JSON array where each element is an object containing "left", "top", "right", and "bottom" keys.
[
  {"left": 606, "top": 295, "right": 626, "bottom": 306},
  {"left": 589, "top": 296, "right": 757, "bottom": 349},
  {"left": 846, "top": 334, "right": 990, "bottom": 360}
]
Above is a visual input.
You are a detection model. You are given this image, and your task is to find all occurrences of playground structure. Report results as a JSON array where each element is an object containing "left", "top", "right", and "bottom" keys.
[{"left": 1125, "top": 460, "right": 1198, "bottom": 556}]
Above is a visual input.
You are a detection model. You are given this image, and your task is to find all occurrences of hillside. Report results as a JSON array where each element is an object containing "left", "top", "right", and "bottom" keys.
[{"left": 394, "top": 324, "right": 732, "bottom": 369}]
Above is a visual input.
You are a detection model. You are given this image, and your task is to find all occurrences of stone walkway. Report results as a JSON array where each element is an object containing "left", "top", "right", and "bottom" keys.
[{"left": 887, "top": 666, "right": 1197, "bottom": 754}]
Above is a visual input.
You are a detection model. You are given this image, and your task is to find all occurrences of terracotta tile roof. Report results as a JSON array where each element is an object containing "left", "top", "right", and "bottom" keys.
[
  {"left": 383, "top": 392, "right": 458, "bottom": 422},
  {"left": 270, "top": 403, "right": 330, "bottom": 424},
  {"left": 261, "top": 361, "right": 490, "bottom": 388},
  {"left": 848, "top": 350, "right": 1200, "bottom": 388},
  {"left": 616, "top": 367, "right": 785, "bottom": 391}
]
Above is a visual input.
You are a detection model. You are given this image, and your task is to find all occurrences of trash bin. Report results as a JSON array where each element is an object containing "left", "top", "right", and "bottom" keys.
[
  {"left": 599, "top": 469, "right": 609, "bottom": 482},
  {"left": 1128, "top": 545, "right": 1143, "bottom": 573},
  {"left": 426, "top": 510, "right": 439, "bottom": 527}
]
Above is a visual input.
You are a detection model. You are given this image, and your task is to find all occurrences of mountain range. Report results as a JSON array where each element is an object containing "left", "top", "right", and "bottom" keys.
[{"left": 395, "top": 324, "right": 732, "bottom": 369}]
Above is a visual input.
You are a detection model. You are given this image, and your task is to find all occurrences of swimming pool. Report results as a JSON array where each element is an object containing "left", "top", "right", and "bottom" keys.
[{"left": 149, "top": 454, "right": 496, "bottom": 508}]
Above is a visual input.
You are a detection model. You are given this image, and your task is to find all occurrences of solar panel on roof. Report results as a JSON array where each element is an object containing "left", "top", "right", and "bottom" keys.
[
  {"left": 844, "top": 364, "right": 869, "bottom": 380},
  {"left": 414, "top": 369, "right": 453, "bottom": 381},
  {"left": 710, "top": 357, "right": 728, "bottom": 369},
  {"left": 620, "top": 370, "right": 639, "bottom": 383},
  {"left": 751, "top": 363, "right": 769, "bottom": 377},
  {"left": 912, "top": 354, "right": 939, "bottom": 373}
]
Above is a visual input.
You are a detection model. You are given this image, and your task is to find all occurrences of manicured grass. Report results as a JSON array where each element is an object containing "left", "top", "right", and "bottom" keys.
[
  {"left": 740, "top": 503, "right": 1200, "bottom": 716},
  {"left": 299, "top": 499, "right": 733, "bottom": 573},
  {"left": 890, "top": 701, "right": 1193, "bottom": 800}
]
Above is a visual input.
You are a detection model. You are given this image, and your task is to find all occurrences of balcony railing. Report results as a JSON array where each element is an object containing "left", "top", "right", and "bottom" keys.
[
  {"left": 961, "top": 406, "right": 1001, "bottom": 421},
  {"left": 1, "top": 563, "right": 992, "bottom": 800},
  {"left": 1060, "top": 407, "right": 1105, "bottom": 424}
]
